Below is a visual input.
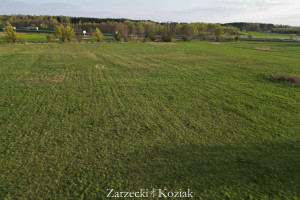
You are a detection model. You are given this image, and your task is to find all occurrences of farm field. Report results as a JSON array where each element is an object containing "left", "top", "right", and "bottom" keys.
[{"left": 0, "top": 41, "right": 299, "bottom": 199}]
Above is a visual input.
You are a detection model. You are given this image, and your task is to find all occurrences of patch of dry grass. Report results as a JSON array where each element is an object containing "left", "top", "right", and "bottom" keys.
[
  {"left": 210, "top": 42, "right": 221, "bottom": 45},
  {"left": 27, "top": 74, "right": 66, "bottom": 85},
  {"left": 265, "top": 73, "right": 300, "bottom": 84},
  {"left": 148, "top": 42, "right": 177, "bottom": 46},
  {"left": 56, "top": 69, "right": 68, "bottom": 72},
  {"left": 254, "top": 47, "right": 275, "bottom": 51},
  {"left": 95, "top": 64, "right": 105, "bottom": 69}
]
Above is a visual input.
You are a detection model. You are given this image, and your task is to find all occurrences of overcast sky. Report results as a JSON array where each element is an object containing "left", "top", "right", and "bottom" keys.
[{"left": 1, "top": 0, "right": 299, "bottom": 26}]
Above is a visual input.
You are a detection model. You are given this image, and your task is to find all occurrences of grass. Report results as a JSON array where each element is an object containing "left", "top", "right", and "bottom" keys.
[
  {"left": 0, "top": 32, "right": 114, "bottom": 43},
  {"left": 1, "top": 32, "right": 299, "bottom": 44},
  {"left": 265, "top": 73, "right": 300, "bottom": 84},
  {"left": 0, "top": 33, "right": 49, "bottom": 43},
  {"left": 0, "top": 41, "right": 299, "bottom": 199},
  {"left": 241, "top": 31, "right": 299, "bottom": 39}
]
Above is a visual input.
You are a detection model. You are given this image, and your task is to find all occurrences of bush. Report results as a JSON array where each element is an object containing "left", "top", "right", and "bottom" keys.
[
  {"left": 248, "top": 33, "right": 254, "bottom": 39},
  {"left": 180, "top": 25, "right": 194, "bottom": 41},
  {"left": 214, "top": 25, "right": 224, "bottom": 41},
  {"left": 146, "top": 26, "right": 156, "bottom": 41},
  {"left": 144, "top": 37, "right": 151, "bottom": 42},
  {"left": 54, "top": 25, "right": 75, "bottom": 42},
  {"left": 65, "top": 26, "right": 75, "bottom": 42},
  {"left": 94, "top": 28, "right": 103, "bottom": 42},
  {"left": 161, "top": 30, "right": 172, "bottom": 42},
  {"left": 130, "top": 34, "right": 135, "bottom": 41},
  {"left": 114, "top": 32, "right": 122, "bottom": 41},
  {"left": 75, "top": 34, "right": 83, "bottom": 42},
  {"left": 234, "top": 35, "right": 240, "bottom": 42},
  {"left": 46, "top": 34, "right": 55, "bottom": 42},
  {"left": 4, "top": 22, "right": 17, "bottom": 43},
  {"left": 228, "top": 37, "right": 235, "bottom": 42},
  {"left": 182, "top": 35, "right": 193, "bottom": 41},
  {"left": 123, "top": 36, "right": 132, "bottom": 42},
  {"left": 162, "top": 36, "right": 172, "bottom": 42}
]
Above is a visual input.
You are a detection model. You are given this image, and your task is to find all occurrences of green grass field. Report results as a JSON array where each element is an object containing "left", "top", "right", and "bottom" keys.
[
  {"left": 1, "top": 32, "right": 299, "bottom": 44},
  {"left": 241, "top": 32, "right": 299, "bottom": 39},
  {"left": 0, "top": 33, "right": 49, "bottom": 43},
  {"left": 0, "top": 41, "right": 299, "bottom": 199},
  {"left": 0, "top": 32, "right": 114, "bottom": 43}
]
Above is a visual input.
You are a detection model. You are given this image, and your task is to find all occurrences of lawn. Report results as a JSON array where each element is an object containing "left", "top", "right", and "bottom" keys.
[
  {"left": 0, "top": 41, "right": 299, "bottom": 199},
  {"left": 241, "top": 31, "right": 299, "bottom": 39},
  {"left": 0, "top": 32, "right": 114, "bottom": 43},
  {"left": 0, "top": 33, "right": 49, "bottom": 43}
]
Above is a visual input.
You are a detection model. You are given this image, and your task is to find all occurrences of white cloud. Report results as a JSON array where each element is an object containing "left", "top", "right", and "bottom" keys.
[{"left": 170, "top": 0, "right": 300, "bottom": 25}]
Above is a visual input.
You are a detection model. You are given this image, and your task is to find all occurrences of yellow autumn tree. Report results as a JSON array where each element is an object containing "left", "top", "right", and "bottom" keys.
[
  {"left": 4, "top": 22, "right": 17, "bottom": 43},
  {"left": 94, "top": 28, "right": 103, "bottom": 42}
]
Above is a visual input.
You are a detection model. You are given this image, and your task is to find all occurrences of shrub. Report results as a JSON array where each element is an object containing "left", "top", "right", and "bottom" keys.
[
  {"left": 182, "top": 35, "right": 193, "bottom": 41},
  {"left": 228, "top": 37, "right": 235, "bottom": 42},
  {"left": 248, "top": 33, "right": 254, "bottom": 39},
  {"left": 65, "top": 26, "right": 75, "bottom": 42},
  {"left": 162, "top": 35, "right": 172, "bottom": 42},
  {"left": 234, "top": 35, "right": 240, "bottom": 42},
  {"left": 146, "top": 26, "right": 156, "bottom": 41},
  {"left": 54, "top": 25, "right": 75, "bottom": 42},
  {"left": 94, "top": 28, "right": 103, "bottom": 42},
  {"left": 55, "top": 24, "right": 65, "bottom": 42},
  {"left": 161, "top": 29, "right": 172, "bottom": 42},
  {"left": 46, "top": 34, "right": 55, "bottom": 42},
  {"left": 114, "top": 32, "right": 122, "bottom": 41},
  {"left": 180, "top": 25, "right": 194, "bottom": 41},
  {"left": 130, "top": 34, "right": 135, "bottom": 41},
  {"left": 123, "top": 36, "right": 132, "bottom": 42},
  {"left": 144, "top": 37, "right": 151, "bottom": 42},
  {"left": 214, "top": 25, "right": 224, "bottom": 41},
  {"left": 4, "top": 22, "right": 17, "bottom": 43},
  {"left": 75, "top": 34, "right": 83, "bottom": 42}
]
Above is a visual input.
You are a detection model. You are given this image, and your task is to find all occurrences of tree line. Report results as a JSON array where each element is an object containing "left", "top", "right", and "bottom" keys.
[
  {"left": 222, "top": 22, "right": 275, "bottom": 32},
  {"left": 1, "top": 15, "right": 298, "bottom": 34},
  {"left": 1, "top": 15, "right": 299, "bottom": 43},
  {"left": 3, "top": 21, "right": 104, "bottom": 43},
  {"left": 0, "top": 15, "right": 242, "bottom": 42},
  {"left": 271, "top": 25, "right": 300, "bottom": 35}
]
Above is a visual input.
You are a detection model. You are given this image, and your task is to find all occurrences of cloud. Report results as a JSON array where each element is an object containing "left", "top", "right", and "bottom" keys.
[
  {"left": 0, "top": 0, "right": 75, "bottom": 15},
  {"left": 174, "top": 0, "right": 287, "bottom": 16},
  {"left": 219, "top": 0, "right": 283, "bottom": 10},
  {"left": 170, "top": 0, "right": 300, "bottom": 25},
  {"left": 0, "top": 0, "right": 110, "bottom": 17}
]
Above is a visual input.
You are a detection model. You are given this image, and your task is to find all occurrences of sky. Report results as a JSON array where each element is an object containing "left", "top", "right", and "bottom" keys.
[{"left": 1, "top": 0, "right": 299, "bottom": 26}]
